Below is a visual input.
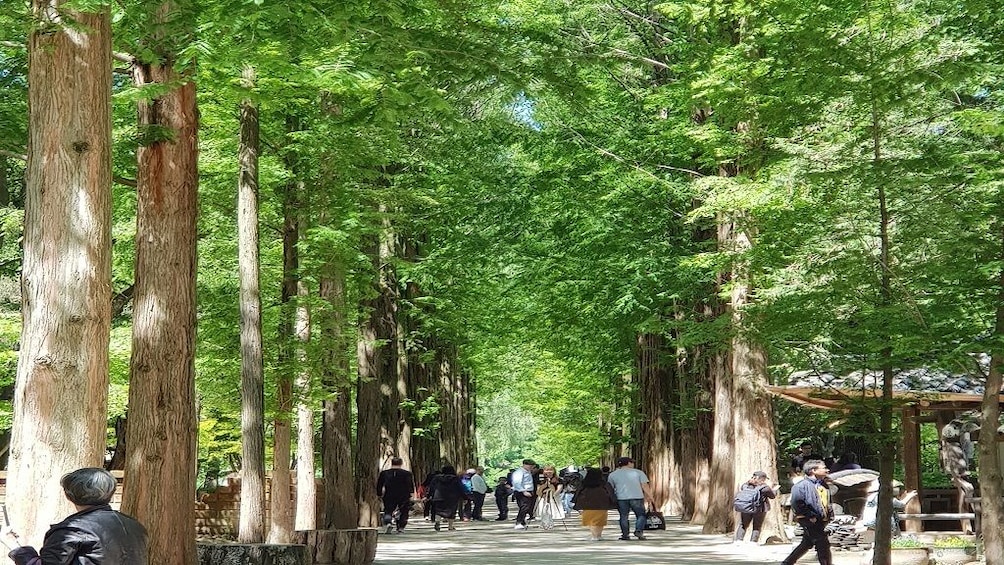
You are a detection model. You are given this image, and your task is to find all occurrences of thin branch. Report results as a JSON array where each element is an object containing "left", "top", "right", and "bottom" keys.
[
  {"left": 113, "top": 51, "right": 134, "bottom": 64},
  {"left": 562, "top": 125, "right": 703, "bottom": 205},
  {"left": 606, "top": 48, "right": 672, "bottom": 71},
  {"left": 0, "top": 149, "right": 26, "bottom": 161},
  {"left": 114, "top": 176, "right": 137, "bottom": 188},
  {"left": 0, "top": 40, "right": 24, "bottom": 50}
]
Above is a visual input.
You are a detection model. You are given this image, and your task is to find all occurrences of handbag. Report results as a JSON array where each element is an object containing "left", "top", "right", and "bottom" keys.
[{"left": 644, "top": 510, "right": 666, "bottom": 530}]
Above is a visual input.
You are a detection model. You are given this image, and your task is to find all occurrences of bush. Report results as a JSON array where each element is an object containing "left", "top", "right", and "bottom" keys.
[
  {"left": 890, "top": 537, "right": 926, "bottom": 548},
  {"left": 932, "top": 536, "right": 976, "bottom": 548}
]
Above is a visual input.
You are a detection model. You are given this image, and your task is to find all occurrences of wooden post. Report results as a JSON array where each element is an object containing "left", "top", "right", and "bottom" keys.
[{"left": 901, "top": 406, "right": 922, "bottom": 532}]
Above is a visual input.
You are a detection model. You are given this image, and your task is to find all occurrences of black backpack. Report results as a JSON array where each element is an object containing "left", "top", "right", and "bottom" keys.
[{"left": 733, "top": 483, "right": 763, "bottom": 513}]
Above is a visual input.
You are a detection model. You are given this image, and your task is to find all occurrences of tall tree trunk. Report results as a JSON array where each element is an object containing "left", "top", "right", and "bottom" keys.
[
  {"left": 356, "top": 219, "right": 400, "bottom": 527},
  {"left": 690, "top": 340, "right": 717, "bottom": 525},
  {"left": 295, "top": 280, "right": 316, "bottom": 531},
  {"left": 705, "top": 219, "right": 735, "bottom": 534},
  {"left": 664, "top": 319, "right": 685, "bottom": 516},
  {"left": 270, "top": 171, "right": 299, "bottom": 543},
  {"left": 704, "top": 355, "right": 734, "bottom": 533},
  {"left": 438, "top": 345, "right": 472, "bottom": 467},
  {"left": 320, "top": 269, "right": 358, "bottom": 529},
  {"left": 122, "top": 21, "right": 198, "bottom": 565},
  {"left": 376, "top": 214, "right": 400, "bottom": 467},
  {"left": 978, "top": 223, "right": 1004, "bottom": 563},
  {"left": 871, "top": 37, "right": 896, "bottom": 562},
  {"left": 237, "top": 64, "right": 265, "bottom": 544},
  {"left": 8, "top": 1, "right": 112, "bottom": 545},
  {"left": 729, "top": 224, "right": 784, "bottom": 542},
  {"left": 636, "top": 333, "right": 672, "bottom": 512},
  {"left": 356, "top": 245, "right": 384, "bottom": 527},
  {"left": 409, "top": 336, "right": 440, "bottom": 482}
]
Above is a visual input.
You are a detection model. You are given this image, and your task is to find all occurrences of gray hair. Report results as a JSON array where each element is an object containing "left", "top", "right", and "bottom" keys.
[{"left": 61, "top": 468, "right": 117, "bottom": 506}]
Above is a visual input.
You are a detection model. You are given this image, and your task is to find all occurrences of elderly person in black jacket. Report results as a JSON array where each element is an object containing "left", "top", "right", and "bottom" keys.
[{"left": 4, "top": 467, "right": 147, "bottom": 565}]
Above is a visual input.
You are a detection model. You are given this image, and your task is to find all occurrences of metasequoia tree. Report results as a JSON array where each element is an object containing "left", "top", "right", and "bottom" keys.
[
  {"left": 7, "top": 0, "right": 112, "bottom": 545},
  {"left": 270, "top": 133, "right": 301, "bottom": 542},
  {"left": 294, "top": 279, "right": 315, "bottom": 531},
  {"left": 236, "top": 64, "right": 265, "bottom": 544},
  {"left": 320, "top": 266, "right": 358, "bottom": 528},
  {"left": 120, "top": 2, "right": 198, "bottom": 564}
]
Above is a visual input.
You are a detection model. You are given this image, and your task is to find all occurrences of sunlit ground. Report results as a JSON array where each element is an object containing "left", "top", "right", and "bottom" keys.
[{"left": 375, "top": 512, "right": 865, "bottom": 565}]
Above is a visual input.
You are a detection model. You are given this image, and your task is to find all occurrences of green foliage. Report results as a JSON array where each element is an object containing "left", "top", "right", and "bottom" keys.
[
  {"left": 890, "top": 537, "right": 927, "bottom": 548},
  {"left": 932, "top": 536, "right": 977, "bottom": 548}
]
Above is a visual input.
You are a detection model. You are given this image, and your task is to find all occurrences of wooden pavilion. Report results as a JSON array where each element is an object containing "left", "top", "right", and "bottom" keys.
[{"left": 766, "top": 364, "right": 1004, "bottom": 532}]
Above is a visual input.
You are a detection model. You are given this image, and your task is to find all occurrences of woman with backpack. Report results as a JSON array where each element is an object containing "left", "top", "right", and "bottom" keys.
[{"left": 733, "top": 470, "right": 777, "bottom": 544}]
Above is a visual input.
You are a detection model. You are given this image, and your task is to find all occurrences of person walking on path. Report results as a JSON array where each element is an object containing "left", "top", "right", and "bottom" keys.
[
  {"left": 510, "top": 459, "right": 537, "bottom": 530},
  {"left": 470, "top": 467, "right": 490, "bottom": 520},
  {"left": 572, "top": 467, "right": 617, "bottom": 541},
  {"left": 607, "top": 457, "right": 656, "bottom": 540},
  {"left": 493, "top": 476, "right": 512, "bottom": 521},
  {"left": 429, "top": 465, "right": 465, "bottom": 532},
  {"left": 781, "top": 460, "right": 832, "bottom": 565},
  {"left": 377, "top": 456, "right": 415, "bottom": 534},
  {"left": 733, "top": 470, "right": 777, "bottom": 544}
]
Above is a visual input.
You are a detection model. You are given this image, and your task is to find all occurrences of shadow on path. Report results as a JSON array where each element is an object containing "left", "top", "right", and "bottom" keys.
[{"left": 375, "top": 514, "right": 864, "bottom": 564}]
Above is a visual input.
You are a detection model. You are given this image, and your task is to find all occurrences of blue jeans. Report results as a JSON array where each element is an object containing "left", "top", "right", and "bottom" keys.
[
  {"left": 617, "top": 498, "right": 647, "bottom": 537},
  {"left": 562, "top": 492, "right": 575, "bottom": 514}
]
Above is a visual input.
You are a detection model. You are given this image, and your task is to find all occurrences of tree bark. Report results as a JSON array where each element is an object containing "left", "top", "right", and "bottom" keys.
[
  {"left": 356, "top": 252, "right": 383, "bottom": 528},
  {"left": 270, "top": 169, "right": 299, "bottom": 543},
  {"left": 978, "top": 224, "right": 1004, "bottom": 564},
  {"left": 237, "top": 65, "right": 266, "bottom": 544},
  {"left": 8, "top": 2, "right": 112, "bottom": 545},
  {"left": 636, "top": 333, "right": 672, "bottom": 512},
  {"left": 437, "top": 344, "right": 473, "bottom": 468},
  {"left": 728, "top": 222, "right": 785, "bottom": 542},
  {"left": 320, "top": 269, "right": 358, "bottom": 529},
  {"left": 704, "top": 364, "right": 734, "bottom": 534},
  {"left": 295, "top": 279, "right": 316, "bottom": 531},
  {"left": 122, "top": 32, "right": 198, "bottom": 565}
]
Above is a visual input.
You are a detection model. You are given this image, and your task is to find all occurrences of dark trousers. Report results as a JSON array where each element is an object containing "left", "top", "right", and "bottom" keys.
[
  {"left": 735, "top": 511, "right": 766, "bottom": 542},
  {"left": 515, "top": 492, "right": 534, "bottom": 525},
  {"left": 382, "top": 497, "right": 411, "bottom": 531},
  {"left": 782, "top": 518, "right": 832, "bottom": 565},
  {"left": 616, "top": 498, "right": 647, "bottom": 537},
  {"left": 495, "top": 494, "right": 509, "bottom": 519},
  {"left": 472, "top": 492, "right": 487, "bottom": 519}
]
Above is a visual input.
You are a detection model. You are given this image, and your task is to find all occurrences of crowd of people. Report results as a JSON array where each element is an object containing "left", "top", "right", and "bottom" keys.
[
  {"left": 376, "top": 455, "right": 657, "bottom": 541},
  {"left": 376, "top": 441, "right": 916, "bottom": 560}
]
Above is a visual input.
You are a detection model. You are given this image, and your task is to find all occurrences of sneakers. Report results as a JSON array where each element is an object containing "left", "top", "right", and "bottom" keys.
[
  {"left": 384, "top": 524, "right": 394, "bottom": 534},
  {"left": 634, "top": 531, "right": 647, "bottom": 540},
  {"left": 514, "top": 524, "right": 527, "bottom": 530},
  {"left": 434, "top": 521, "right": 441, "bottom": 531},
  {"left": 618, "top": 536, "right": 631, "bottom": 541}
]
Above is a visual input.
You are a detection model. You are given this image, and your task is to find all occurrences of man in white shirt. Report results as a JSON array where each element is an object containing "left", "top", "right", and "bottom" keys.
[
  {"left": 510, "top": 459, "right": 537, "bottom": 529},
  {"left": 607, "top": 457, "right": 656, "bottom": 540},
  {"left": 471, "top": 466, "right": 490, "bottom": 520}
]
